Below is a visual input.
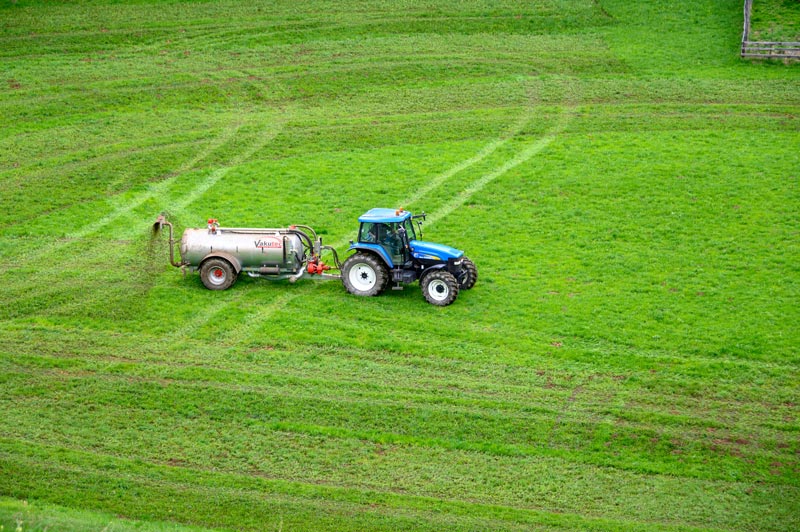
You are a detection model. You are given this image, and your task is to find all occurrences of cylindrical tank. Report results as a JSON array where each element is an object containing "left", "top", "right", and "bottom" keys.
[{"left": 180, "top": 226, "right": 306, "bottom": 274}]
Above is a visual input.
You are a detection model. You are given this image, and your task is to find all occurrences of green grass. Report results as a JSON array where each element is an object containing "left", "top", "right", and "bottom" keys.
[
  {"left": 1, "top": 0, "right": 799, "bottom": 531},
  {"left": 751, "top": 0, "right": 800, "bottom": 41},
  {"left": 0, "top": 497, "right": 218, "bottom": 532}
]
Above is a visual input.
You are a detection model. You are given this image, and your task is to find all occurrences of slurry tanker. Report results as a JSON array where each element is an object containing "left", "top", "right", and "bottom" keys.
[{"left": 153, "top": 208, "right": 477, "bottom": 306}]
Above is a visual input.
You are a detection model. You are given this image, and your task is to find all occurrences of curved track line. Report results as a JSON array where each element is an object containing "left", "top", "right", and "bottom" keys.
[
  {"left": 67, "top": 120, "right": 243, "bottom": 241},
  {"left": 3, "top": 112, "right": 289, "bottom": 322},
  {"left": 427, "top": 126, "right": 564, "bottom": 227},
  {"left": 15, "top": 111, "right": 286, "bottom": 272},
  {"left": 169, "top": 113, "right": 290, "bottom": 220},
  {"left": 218, "top": 113, "right": 552, "bottom": 339},
  {"left": 212, "top": 285, "right": 318, "bottom": 346},
  {"left": 396, "top": 111, "right": 533, "bottom": 216}
]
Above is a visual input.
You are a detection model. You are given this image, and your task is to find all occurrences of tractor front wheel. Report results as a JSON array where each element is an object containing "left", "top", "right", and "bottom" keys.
[
  {"left": 200, "top": 258, "right": 237, "bottom": 290},
  {"left": 459, "top": 257, "right": 478, "bottom": 290},
  {"left": 342, "top": 252, "right": 389, "bottom": 297},
  {"left": 421, "top": 270, "right": 459, "bottom": 306}
]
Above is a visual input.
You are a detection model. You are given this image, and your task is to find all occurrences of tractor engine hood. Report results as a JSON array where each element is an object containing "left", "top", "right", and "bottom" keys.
[{"left": 410, "top": 240, "right": 464, "bottom": 262}]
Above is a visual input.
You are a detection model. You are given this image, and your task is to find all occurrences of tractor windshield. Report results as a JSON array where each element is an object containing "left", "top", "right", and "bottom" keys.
[{"left": 402, "top": 219, "right": 416, "bottom": 241}]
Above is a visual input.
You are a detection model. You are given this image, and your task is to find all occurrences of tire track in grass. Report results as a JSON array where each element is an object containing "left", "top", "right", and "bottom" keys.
[
  {"left": 2, "top": 112, "right": 290, "bottom": 320},
  {"left": 197, "top": 284, "right": 320, "bottom": 346},
  {"left": 165, "top": 283, "right": 316, "bottom": 345},
  {"left": 186, "top": 80, "right": 561, "bottom": 340},
  {"left": 6, "top": 120, "right": 243, "bottom": 273},
  {"left": 22, "top": 109, "right": 286, "bottom": 267},
  {"left": 396, "top": 74, "right": 562, "bottom": 218},
  {"left": 396, "top": 110, "right": 534, "bottom": 211},
  {"left": 166, "top": 112, "right": 289, "bottom": 221},
  {"left": 198, "top": 109, "right": 555, "bottom": 342},
  {"left": 425, "top": 110, "right": 570, "bottom": 228},
  {"left": 71, "top": 119, "right": 247, "bottom": 241}
]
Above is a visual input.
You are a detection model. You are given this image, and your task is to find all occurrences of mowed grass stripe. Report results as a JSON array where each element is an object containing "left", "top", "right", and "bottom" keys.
[
  {"left": 1, "top": 447, "right": 715, "bottom": 532},
  {"left": 1, "top": 329, "right": 796, "bottom": 425},
  {"left": 1, "top": 322, "right": 797, "bottom": 399},
  {"left": 2, "top": 335, "right": 794, "bottom": 455},
  {"left": 2, "top": 353, "right": 796, "bottom": 488},
  {"left": 2, "top": 351, "right": 795, "bottom": 482},
  {"left": 2, "top": 435, "right": 793, "bottom": 531}
]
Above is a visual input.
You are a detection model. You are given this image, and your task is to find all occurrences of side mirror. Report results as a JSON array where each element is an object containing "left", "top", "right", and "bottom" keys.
[{"left": 412, "top": 212, "right": 426, "bottom": 238}]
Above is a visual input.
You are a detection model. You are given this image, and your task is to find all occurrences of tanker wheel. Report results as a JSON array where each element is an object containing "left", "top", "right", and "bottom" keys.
[
  {"left": 459, "top": 257, "right": 478, "bottom": 290},
  {"left": 342, "top": 252, "right": 389, "bottom": 297},
  {"left": 421, "top": 270, "right": 459, "bottom": 306},
  {"left": 200, "top": 258, "right": 237, "bottom": 290}
]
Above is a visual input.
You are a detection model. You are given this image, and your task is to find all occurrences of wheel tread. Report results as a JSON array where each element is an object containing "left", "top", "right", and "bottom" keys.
[
  {"left": 199, "top": 258, "right": 237, "bottom": 290},
  {"left": 460, "top": 257, "right": 478, "bottom": 290},
  {"left": 421, "top": 270, "right": 459, "bottom": 306},
  {"left": 341, "top": 252, "right": 389, "bottom": 297}
]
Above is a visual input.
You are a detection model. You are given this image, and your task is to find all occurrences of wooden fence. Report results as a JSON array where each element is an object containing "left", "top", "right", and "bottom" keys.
[{"left": 741, "top": 0, "right": 800, "bottom": 59}]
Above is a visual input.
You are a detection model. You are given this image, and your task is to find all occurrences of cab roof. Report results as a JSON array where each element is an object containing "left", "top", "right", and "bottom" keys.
[{"left": 358, "top": 208, "right": 412, "bottom": 223}]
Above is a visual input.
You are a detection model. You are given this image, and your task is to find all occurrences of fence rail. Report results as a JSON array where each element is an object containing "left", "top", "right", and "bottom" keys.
[
  {"left": 741, "top": 0, "right": 800, "bottom": 59},
  {"left": 742, "top": 41, "right": 800, "bottom": 58}
]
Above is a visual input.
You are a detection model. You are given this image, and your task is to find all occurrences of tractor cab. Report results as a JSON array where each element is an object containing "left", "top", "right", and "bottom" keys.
[{"left": 356, "top": 209, "right": 418, "bottom": 266}]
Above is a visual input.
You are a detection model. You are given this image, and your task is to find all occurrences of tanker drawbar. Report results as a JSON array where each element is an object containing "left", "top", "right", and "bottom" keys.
[{"left": 152, "top": 215, "right": 341, "bottom": 290}]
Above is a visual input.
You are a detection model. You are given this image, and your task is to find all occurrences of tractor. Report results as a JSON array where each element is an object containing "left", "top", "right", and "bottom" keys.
[{"left": 342, "top": 208, "right": 477, "bottom": 306}]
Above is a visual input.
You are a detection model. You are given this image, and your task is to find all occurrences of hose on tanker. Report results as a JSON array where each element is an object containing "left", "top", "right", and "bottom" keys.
[
  {"left": 320, "top": 245, "right": 342, "bottom": 270},
  {"left": 292, "top": 224, "right": 317, "bottom": 243},
  {"left": 288, "top": 229, "right": 314, "bottom": 262}
]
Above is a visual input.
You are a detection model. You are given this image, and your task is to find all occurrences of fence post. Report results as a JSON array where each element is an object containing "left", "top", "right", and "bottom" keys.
[{"left": 741, "top": 0, "right": 752, "bottom": 57}]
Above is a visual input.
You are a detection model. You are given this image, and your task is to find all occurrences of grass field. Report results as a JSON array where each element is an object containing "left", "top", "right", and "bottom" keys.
[
  {"left": 751, "top": 0, "right": 800, "bottom": 41},
  {"left": 1, "top": 0, "right": 799, "bottom": 530}
]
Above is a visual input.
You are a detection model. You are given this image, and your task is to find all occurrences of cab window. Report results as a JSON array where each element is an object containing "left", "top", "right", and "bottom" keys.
[
  {"left": 403, "top": 219, "right": 417, "bottom": 241},
  {"left": 359, "top": 222, "right": 377, "bottom": 243}
]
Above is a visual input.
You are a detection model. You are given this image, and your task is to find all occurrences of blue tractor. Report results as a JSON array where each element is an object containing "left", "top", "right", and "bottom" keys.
[{"left": 341, "top": 208, "right": 477, "bottom": 306}]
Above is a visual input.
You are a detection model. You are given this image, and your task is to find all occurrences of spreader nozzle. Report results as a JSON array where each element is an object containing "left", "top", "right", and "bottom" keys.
[{"left": 153, "top": 215, "right": 166, "bottom": 232}]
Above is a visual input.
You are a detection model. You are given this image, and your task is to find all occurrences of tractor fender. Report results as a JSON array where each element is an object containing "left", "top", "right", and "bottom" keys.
[
  {"left": 419, "top": 263, "right": 448, "bottom": 283},
  {"left": 347, "top": 243, "right": 394, "bottom": 268},
  {"left": 200, "top": 251, "right": 243, "bottom": 273}
]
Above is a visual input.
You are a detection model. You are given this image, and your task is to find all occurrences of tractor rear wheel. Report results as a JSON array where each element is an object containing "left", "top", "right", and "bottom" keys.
[
  {"left": 459, "top": 257, "right": 478, "bottom": 290},
  {"left": 200, "top": 258, "right": 237, "bottom": 290},
  {"left": 421, "top": 270, "right": 459, "bottom": 306},
  {"left": 342, "top": 252, "right": 389, "bottom": 297}
]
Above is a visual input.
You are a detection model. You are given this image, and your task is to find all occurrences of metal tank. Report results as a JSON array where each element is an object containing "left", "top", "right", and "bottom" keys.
[
  {"left": 181, "top": 223, "right": 305, "bottom": 275},
  {"left": 153, "top": 216, "right": 340, "bottom": 290}
]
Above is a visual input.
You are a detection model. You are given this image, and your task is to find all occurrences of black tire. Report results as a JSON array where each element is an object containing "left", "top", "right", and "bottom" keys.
[
  {"left": 342, "top": 252, "right": 389, "bottom": 297},
  {"left": 459, "top": 257, "right": 478, "bottom": 290},
  {"left": 199, "top": 258, "right": 237, "bottom": 290},
  {"left": 421, "top": 270, "right": 459, "bottom": 306}
]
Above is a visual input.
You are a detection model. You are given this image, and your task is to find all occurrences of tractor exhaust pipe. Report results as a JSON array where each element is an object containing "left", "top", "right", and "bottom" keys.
[{"left": 152, "top": 214, "right": 183, "bottom": 268}]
